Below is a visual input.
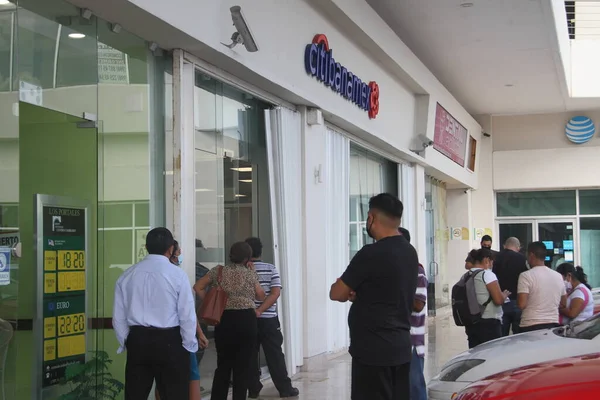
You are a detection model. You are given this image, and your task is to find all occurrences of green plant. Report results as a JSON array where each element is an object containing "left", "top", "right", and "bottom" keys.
[{"left": 58, "top": 351, "right": 124, "bottom": 400}]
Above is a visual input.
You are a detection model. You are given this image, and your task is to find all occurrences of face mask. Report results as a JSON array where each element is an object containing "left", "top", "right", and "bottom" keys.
[
  {"left": 177, "top": 255, "right": 184, "bottom": 266},
  {"left": 366, "top": 216, "right": 375, "bottom": 240},
  {"left": 564, "top": 280, "right": 572, "bottom": 291}
]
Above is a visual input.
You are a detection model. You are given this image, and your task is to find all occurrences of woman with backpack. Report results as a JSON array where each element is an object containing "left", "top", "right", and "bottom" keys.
[
  {"left": 557, "top": 263, "right": 594, "bottom": 324},
  {"left": 464, "top": 248, "right": 511, "bottom": 348}
]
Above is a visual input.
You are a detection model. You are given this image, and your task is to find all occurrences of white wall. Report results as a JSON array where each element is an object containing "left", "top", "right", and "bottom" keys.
[{"left": 492, "top": 111, "right": 600, "bottom": 190}]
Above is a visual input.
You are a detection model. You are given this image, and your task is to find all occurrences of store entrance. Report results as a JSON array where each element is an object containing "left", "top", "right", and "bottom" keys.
[
  {"left": 498, "top": 219, "right": 576, "bottom": 269},
  {"left": 6, "top": 102, "right": 97, "bottom": 399}
]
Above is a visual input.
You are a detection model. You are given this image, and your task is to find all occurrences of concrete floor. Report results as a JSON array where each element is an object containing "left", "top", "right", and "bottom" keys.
[{"left": 211, "top": 308, "right": 467, "bottom": 399}]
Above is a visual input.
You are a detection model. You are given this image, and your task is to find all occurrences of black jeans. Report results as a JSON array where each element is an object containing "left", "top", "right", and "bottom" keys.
[
  {"left": 249, "top": 316, "right": 294, "bottom": 395},
  {"left": 211, "top": 309, "right": 258, "bottom": 400},
  {"left": 501, "top": 300, "right": 522, "bottom": 336},
  {"left": 351, "top": 359, "right": 411, "bottom": 400},
  {"left": 125, "top": 326, "right": 190, "bottom": 400},
  {"left": 520, "top": 323, "right": 560, "bottom": 333},
  {"left": 465, "top": 318, "right": 502, "bottom": 349}
]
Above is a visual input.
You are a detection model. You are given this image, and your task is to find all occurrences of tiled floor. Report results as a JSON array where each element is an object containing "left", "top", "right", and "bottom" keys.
[{"left": 225, "top": 308, "right": 467, "bottom": 399}]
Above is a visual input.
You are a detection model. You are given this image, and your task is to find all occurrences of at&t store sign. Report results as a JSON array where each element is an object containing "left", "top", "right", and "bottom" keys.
[{"left": 304, "top": 34, "right": 380, "bottom": 119}]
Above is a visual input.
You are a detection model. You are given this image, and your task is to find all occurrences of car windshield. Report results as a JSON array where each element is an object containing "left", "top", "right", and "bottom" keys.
[{"left": 566, "top": 314, "right": 600, "bottom": 340}]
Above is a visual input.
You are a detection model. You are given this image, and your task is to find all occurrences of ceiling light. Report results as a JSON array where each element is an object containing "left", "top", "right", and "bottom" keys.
[
  {"left": 239, "top": 179, "right": 252, "bottom": 183},
  {"left": 235, "top": 194, "right": 247, "bottom": 198},
  {"left": 68, "top": 33, "right": 86, "bottom": 39},
  {"left": 0, "top": 0, "right": 12, "bottom": 5},
  {"left": 195, "top": 188, "right": 214, "bottom": 192},
  {"left": 505, "top": 84, "right": 514, "bottom": 87},
  {"left": 231, "top": 167, "right": 252, "bottom": 172},
  {"left": 460, "top": 2, "right": 474, "bottom": 7}
]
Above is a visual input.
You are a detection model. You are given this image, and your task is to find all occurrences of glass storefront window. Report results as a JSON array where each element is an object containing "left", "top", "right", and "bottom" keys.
[
  {"left": 579, "top": 189, "right": 600, "bottom": 215},
  {"left": 496, "top": 190, "right": 576, "bottom": 217},
  {"left": 349, "top": 144, "right": 398, "bottom": 259},
  {"left": 0, "top": 0, "right": 169, "bottom": 397},
  {"left": 579, "top": 218, "right": 600, "bottom": 288},
  {"left": 193, "top": 71, "right": 274, "bottom": 394}
]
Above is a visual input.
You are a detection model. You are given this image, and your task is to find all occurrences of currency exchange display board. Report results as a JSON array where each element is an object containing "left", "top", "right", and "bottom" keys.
[{"left": 37, "top": 196, "right": 89, "bottom": 389}]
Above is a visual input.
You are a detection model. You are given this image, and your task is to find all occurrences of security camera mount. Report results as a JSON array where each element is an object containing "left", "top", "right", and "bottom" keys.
[
  {"left": 221, "top": 31, "right": 244, "bottom": 49},
  {"left": 221, "top": 6, "right": 259, "bottom": 52}
]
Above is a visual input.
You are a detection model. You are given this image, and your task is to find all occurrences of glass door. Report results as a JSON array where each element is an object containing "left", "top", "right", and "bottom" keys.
[
  {"left": 537, "top": 220, "right": 577, "bottom": 269},
  {"left": 498, "top": 221, "right": 534, "bottom": 257}
]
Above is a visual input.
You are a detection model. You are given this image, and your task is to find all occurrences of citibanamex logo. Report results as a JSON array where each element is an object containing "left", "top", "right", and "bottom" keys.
[{"left": 368, "top": 82, "right": 379, "bottom": 119}]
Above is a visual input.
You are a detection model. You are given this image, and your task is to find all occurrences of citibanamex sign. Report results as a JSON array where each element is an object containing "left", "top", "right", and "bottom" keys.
[{"left": 304, "top": 34, "right": 380, "bottom": 119}]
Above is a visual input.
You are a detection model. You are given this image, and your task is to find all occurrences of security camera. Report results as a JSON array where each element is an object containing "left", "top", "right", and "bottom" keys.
[
  {"left": 222, "top": 6, "right": 258, "bottom": 52},
  {"left": 418, "top": 134, "right": 434, "bottom": 148}
]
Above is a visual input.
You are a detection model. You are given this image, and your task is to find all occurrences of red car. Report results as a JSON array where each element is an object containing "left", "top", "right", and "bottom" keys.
[{"left": 455, "top": 353, "right": 600, "bottom": 400}]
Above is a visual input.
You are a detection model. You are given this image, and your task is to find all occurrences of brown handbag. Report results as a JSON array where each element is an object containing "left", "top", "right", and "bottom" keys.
[{"left": 199, "top": 265, "right": 229, "bottom": 326}]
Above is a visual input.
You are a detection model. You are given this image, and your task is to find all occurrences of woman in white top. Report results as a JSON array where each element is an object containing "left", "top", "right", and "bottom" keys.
[
  {"left": 466, "top": 248, "right": 511, "bottom": 348},
  {"left": 557, "top": 263, "right": 594, "bottom": 324}
]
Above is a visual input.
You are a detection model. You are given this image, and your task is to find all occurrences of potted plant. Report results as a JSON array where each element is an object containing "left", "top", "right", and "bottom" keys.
[{"left": 58, "top": 351, "right": 124, "bottom": 400}]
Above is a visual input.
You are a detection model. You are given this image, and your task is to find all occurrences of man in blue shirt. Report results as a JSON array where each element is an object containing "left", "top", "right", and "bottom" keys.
[
  {"left": 113, "top": 227, "right": 198, "bottom": 399},
  {"left": 245, "top": 237, "right": 299, "bottom": 399}
]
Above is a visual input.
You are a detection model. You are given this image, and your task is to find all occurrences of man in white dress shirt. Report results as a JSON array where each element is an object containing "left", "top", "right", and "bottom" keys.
[{"left": 113, "top": 227, "right": 198, "bottom": 399}]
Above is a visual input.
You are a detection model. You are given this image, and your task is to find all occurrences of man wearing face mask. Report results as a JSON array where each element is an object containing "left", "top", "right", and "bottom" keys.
[{"left": 330, "top": 193, "right": 418, "bottom": 400}]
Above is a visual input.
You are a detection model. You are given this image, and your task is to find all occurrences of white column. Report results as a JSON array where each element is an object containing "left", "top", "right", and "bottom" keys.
[{"left": 171, "top": 50, "right": 196, "bottom": 284}]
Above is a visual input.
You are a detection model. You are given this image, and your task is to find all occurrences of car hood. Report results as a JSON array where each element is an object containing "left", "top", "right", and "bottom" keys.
[{"left": 442, "top": 329, "right": 596, "bottom": 382}]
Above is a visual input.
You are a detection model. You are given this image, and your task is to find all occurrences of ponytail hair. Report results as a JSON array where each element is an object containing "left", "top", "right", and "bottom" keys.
[{"left": 575, "top": 266, "right": 592, "bottom": 290}]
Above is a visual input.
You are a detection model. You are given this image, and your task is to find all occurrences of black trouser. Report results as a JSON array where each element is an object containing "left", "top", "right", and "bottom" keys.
[
  {"left": 465, "top": 318, "right": 502, "bottom": 349},
  {"left": 501, "top": 300, "right": 522, "bottom": 337},
  {"left": 125, "top": 326, "right": 189, "bottom": 400},
  {"left": 211, "top": 309, "right": 257, "bottom": 400},
  {"left": 249, "top": 316, "right": 294, "bottom": 395},
  {"left": 520, "top": 323, "right": 560, "bottom": 333},
  {"left": 351, "top": 358, "right": 411, "bottom": 400}
]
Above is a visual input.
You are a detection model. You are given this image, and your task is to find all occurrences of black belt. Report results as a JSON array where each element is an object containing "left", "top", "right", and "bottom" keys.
[{"left": 130, "top": 325, "right": 179, "bottom": 331}]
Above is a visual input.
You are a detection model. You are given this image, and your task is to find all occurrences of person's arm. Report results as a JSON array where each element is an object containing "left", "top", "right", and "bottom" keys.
[
  {"left": 178, "top": 272, "right": 198, "bottom": 353},
  {"left": 330, "top": 250, "right": 368, "bottom": 302},
  {"left": 257, "top": 266, "right": 283, "bottom": 316},
  {"left": 112, "top": 280, "right": 129, "bottom": 354},
  {"left": 487, "top": 281, "right": 508, "bottom": 306},
  {"left": 193, "top": 273, "right": 212, "bottom": 301},
  {"left": 413, "top": 267, "right": 428, "bottom": 312},
  {"left": 257, "top": 287, "right": 280, "bottom": 317},
  {"left": 197, "top": 322, "right": 209, "bottom": 349},
  {"left": 254, "top": 280, "right": 266, "bottom": 301},
  {"left": 517, "top": 273, "right": 529, "bottom": 310}
]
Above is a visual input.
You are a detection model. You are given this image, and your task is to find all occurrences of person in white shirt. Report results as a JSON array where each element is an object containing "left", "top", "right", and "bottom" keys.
[
  {"left": 517, "top": 241, "right": 567, "bottom": 333},
  {"left": 113, "top": 227, "right": 198, "bottom": 399},
  {"left": 557, "top": 263, "right": 594, "bottom": 324}
]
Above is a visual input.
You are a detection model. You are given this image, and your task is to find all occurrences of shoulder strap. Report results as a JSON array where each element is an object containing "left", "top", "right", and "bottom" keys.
[
  {"left": 474, "top": 270, "right": 493, "bottom": 307},
  {"left": 573, "top": 286, "right": 590, "bottom": 307},
  {"left": 217, "top": 265, "right": 224, "bottom": 285}
]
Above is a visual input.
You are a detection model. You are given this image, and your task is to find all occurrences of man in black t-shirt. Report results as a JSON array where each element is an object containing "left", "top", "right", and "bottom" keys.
[
  {"left": 330, "top": 193, "right": 418, "bottom": 400},
  {"left": 492, "top": 237, "right": 528, "bottom": 336}
]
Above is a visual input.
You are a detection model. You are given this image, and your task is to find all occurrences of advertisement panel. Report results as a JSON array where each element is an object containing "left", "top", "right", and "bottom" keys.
[{"left": 433, "top": 103, "right": 468, "bottom": 167}]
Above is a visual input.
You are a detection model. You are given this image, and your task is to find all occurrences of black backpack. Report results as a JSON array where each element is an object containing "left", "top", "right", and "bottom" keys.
[{"left": 452, "top": 270, "right": 492, "bottom": 326}]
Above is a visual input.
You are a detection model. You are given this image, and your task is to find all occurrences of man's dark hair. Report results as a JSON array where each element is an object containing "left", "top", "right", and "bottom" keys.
[
  {"left": 146, "top": 227, "right": 174, "bottom": 255},
  {"left": 369, "top": 193, "right": 403, "bottom": 219},
  {"left": 229, "top": 242, "right": 253, "bottom": 264},
  {"left": 473, "top": 248, "right": 495, "bottom": 263},
  {"left": 245, "top": 237, "right": 263, "bottom": 258},
  {"left": 481, "top": 235, "right": 492, "bottom": 243},
  {"left": 527, "top": 241, "right": 547, "bottom": 261},
  {"left": 398, "top": 227, "right": 411, "bottom": 243}
]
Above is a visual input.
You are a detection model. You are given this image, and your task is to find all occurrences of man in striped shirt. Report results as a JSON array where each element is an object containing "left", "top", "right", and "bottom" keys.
[
  {"left": 245, "top": 237, "right": 299, "bottom": 399},
  {"left": 399, "top": 228, "right": 428, "bottom": 400}
]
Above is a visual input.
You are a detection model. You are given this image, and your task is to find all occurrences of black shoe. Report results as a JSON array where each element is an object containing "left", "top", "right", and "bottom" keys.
[
  {"left": 280, "top": 388, "right": 299, "bottom": 398},
  {"left": 248, "top": 383, "right": 263, "bottom": 399}
]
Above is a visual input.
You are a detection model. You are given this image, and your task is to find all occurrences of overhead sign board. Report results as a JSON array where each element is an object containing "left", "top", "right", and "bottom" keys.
[
  {"left": 35, "top": 195, "right": 89, "bottom": 395},
  {"left": 433, "top": 103, "right": 468, "bottom": 167}
]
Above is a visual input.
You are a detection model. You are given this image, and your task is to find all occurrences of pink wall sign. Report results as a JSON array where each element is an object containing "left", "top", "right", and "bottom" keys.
[{"left": 433, "top": 103, "right": 467, "bottom": 167}]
